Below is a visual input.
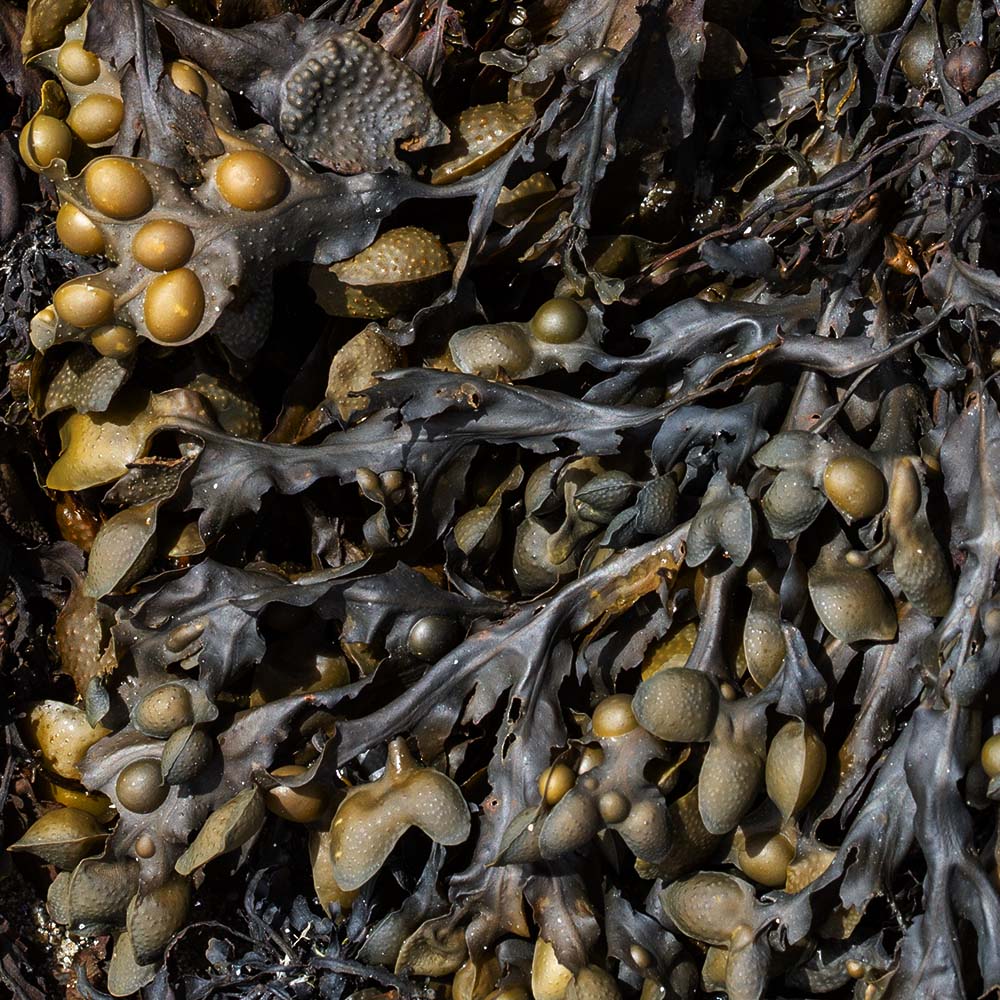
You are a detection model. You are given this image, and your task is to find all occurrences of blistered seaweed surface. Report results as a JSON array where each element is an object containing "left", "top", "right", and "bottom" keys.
[{"left": 6, "top": 0, "right": 1000, "bottom": 997}]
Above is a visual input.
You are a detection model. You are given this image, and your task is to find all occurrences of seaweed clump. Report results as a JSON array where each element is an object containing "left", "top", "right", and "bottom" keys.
[{"left": 2, "top": 0, "right": 1000, "bottom": 998}]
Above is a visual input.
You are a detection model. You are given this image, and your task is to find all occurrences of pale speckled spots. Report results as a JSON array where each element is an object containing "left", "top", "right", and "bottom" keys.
[
  {"left": 660, "top": 871, "right": 756, "bottom": 946},
  {"left": 632, "top": 666, "right": 718, "bottom": 742},
  {"left": 431, "top": 100, "right": 535, "bottom": 184},
  {"left": 282, "top": 32, "right": 446, "bottom": 174}
]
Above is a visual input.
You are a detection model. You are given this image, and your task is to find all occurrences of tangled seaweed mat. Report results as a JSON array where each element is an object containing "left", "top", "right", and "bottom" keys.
[{"left": 4, "top": 0, "right": 1000, "bottom": 997}]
